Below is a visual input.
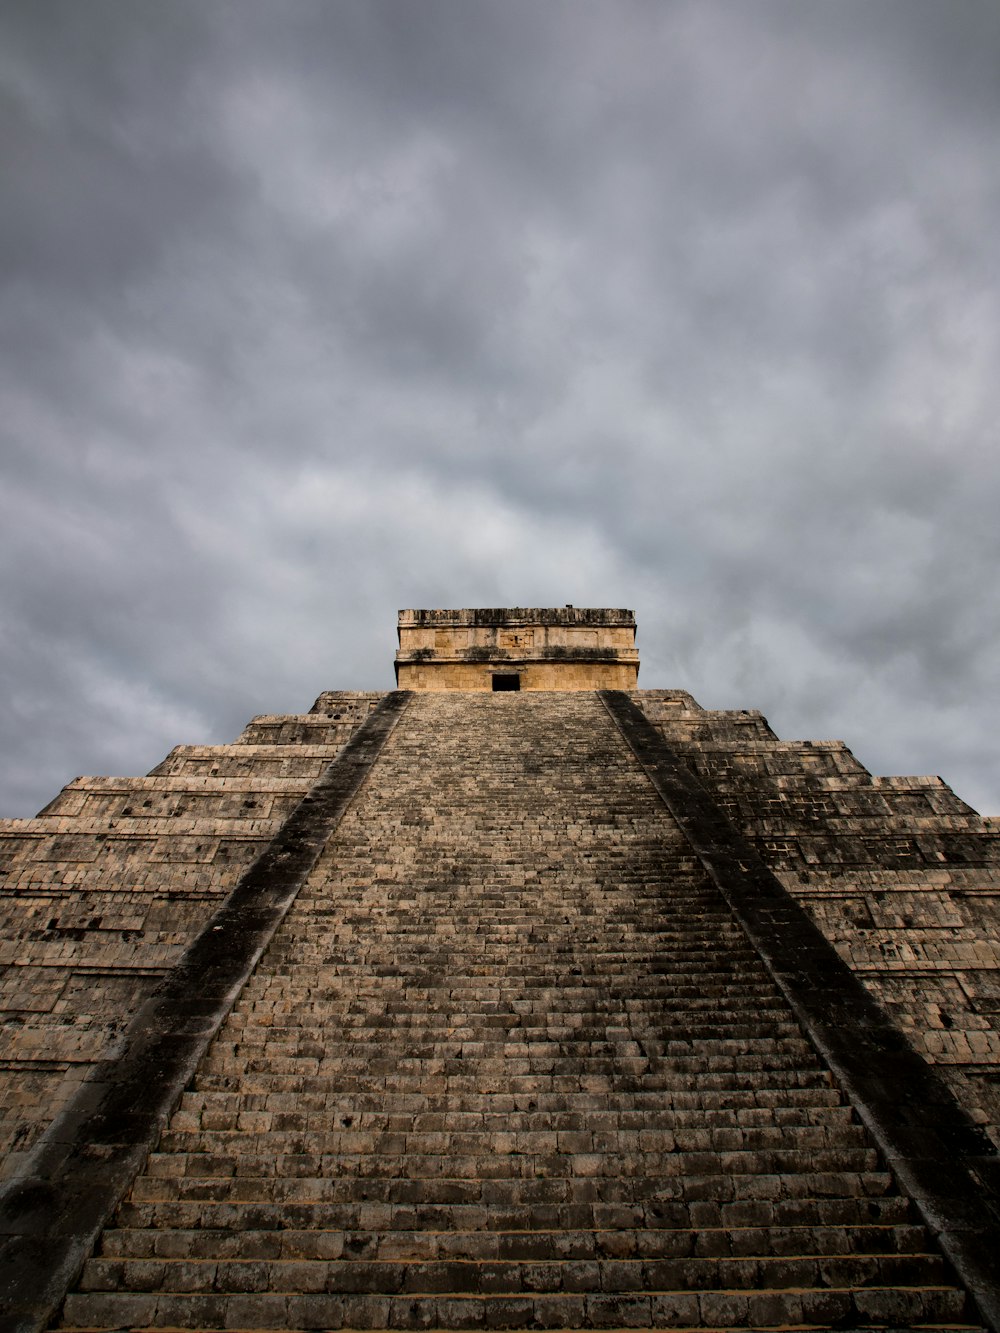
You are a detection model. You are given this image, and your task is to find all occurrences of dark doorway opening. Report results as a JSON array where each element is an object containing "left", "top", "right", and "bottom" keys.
[{"left": 492, "top": 674, "right": 520, "bottom": 691}]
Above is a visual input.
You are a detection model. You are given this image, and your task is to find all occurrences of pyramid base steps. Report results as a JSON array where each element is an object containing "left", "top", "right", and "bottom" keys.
[
  {"left": 116, "top": 1197, "right": 919, "bottom": 1233},
  {"left": 57, "top": 1284, "right": 978, "bottom": 1331},
  {"left": 56, "top": 1325, "right": 990, "bottom": 1333},
  {"left": 56, "top": 1326, "right": 990, "bottom": 1333},
  {"left": 96, "top": 1223, "right": 934, "bottom": 1261},
  {"left": 47, "top": 698, "right": 991, "bottom": 1333},
  {"left": 76, "top": 1251, "right": 953, "bottom": 1295}
]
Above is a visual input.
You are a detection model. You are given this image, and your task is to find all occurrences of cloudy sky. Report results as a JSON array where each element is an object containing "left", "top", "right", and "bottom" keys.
[{"left": 2, "top": 1, "right": 999, "bottom": 818}]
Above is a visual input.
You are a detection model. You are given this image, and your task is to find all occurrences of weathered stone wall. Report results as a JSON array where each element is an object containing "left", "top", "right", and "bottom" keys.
[
  {"left": 398, "top": 661, "right": 639, "bottom": 691},
  {"left": 0, "top": 692, "right": 385, "bottom": 1177},
  {"left": 634, "top": 689, "right": 1000, "bottom": 1145},
  {"left": 395, "top": 607, "right": 639, "bottom": 690}
]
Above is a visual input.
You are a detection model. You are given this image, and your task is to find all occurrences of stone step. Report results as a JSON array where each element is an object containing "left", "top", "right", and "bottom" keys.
[
  {"left": 239, "top": 967, "right": 787, "bottom": 985},
  {"left": 116, "top": 1192, "right": 917, "bottom": 1234},
  {"left": 232, "top": 994, "right": 796, "bottom": 1014},
  {"left": 228, "top": 994, "right": 799, "bottom": 1013},
  {"left": 156, "top": 1123, "right": 867, "bottom": 1156},
  {"left": 200, "top": 1046, "right": 820, "bottom": 1072},
  {"left": 217, "top": 1032, "right": 811, "bottom": 1054},
  {"left": 228, "top": 977, "right": 785, "bottom": 993},
  {"left": 178, "top": 1117, "right": 860, "bottom": 1143},
  {"left": 78, "top": 1248, "right": 950, "bottom": 1296},
  {"left": 193, "top": 1065, "right": 840, "bottom": 1092},
  {"left": 58, "top": 1283, "right": 973, "bottom": 1331},
  {"left": 216, "top": 1023, "right": 810, "bottom": 1045},
  {"left": 246, "top": 980, "right": 789, "bottom": 996},
  {"left": 143, "top": 1146, "right": 880, "bottom": 1180},
  {"left": 177, "top": 1101, "right": 857, "bottom": 1131},
  {"left": 222, "top": 997, "right": 805, "bottom": 1013},
  {"left": 128, "top": 1167, "right": 897, "bottom": 1206},
  {"left": 248, "top": 981, "right": 794, "bottom": 998},
  {"left": 97, "top": 1222, "right": 931, "bottom": 1261},
  {"left": 185, "top": 1082, "right": 849, "bottom": 1111}
]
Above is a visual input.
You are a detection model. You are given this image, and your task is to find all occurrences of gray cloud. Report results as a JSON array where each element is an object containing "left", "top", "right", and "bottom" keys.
[{"left": 2, "top": 0, "right": 999, "bottom": 817}]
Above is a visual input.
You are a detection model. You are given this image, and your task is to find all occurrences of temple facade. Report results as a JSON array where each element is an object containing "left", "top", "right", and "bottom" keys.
[{"left": 394, "top": 607, "right": 639, "bottom": 691}]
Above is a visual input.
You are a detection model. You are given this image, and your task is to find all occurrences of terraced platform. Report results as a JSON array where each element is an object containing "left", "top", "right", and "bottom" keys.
[{"left": 51, "top": 692, "right": 983, "bottom": 1330}]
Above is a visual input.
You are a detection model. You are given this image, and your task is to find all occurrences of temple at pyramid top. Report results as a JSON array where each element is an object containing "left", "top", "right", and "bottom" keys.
[{"left": 395, "top": 606, "right": 639, "bottom": 690}]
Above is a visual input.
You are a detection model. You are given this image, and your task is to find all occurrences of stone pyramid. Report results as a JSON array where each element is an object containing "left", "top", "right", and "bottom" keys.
[{"left": 1, "top": 609, "right": 999, "bottom": 1332}]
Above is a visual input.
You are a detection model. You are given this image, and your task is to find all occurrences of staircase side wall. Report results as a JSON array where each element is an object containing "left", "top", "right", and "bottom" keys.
[
  {"left": 634, "top": 689, "right": 1000, "bottom": 1144},
  {"left": 0, "top": 693, "right": 385, "bottom": 1177}
]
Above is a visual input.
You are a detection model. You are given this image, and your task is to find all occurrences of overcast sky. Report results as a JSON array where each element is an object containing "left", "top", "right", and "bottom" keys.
[{"left": 2, "top": 1, "right": 999, "bottom": 818}]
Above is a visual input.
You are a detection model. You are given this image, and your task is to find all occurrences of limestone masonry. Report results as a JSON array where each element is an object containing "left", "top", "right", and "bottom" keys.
[
  {"left": 1, "top": 608, "right": 999, "bottom": 1332},
  {"left": 395, "top": 608, "right": 639, "bottom": 691}
]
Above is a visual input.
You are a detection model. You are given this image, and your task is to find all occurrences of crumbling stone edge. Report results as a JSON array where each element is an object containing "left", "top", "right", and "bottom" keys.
[
  {"left": 0, "top": 690, "right": 412, "bottom": 1333},
  {"left": 601, "top": 689, "right": 1000, "bottom": 1333}
]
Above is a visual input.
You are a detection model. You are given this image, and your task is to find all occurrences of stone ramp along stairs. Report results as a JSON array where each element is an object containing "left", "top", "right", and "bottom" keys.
[{"left": 57, "top": 692, "right": 980, "bottom": 1331}]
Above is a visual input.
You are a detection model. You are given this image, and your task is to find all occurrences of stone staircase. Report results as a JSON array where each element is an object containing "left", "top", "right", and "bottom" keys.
[
  {"left": 633, "top": 689, "right": 1000, "bottom": 1147},
  {"left": 0, "top": 693, "right": 383, "bottom": 1173},
  {"left": 57, "top": 692, "right": 979, "bottom": 1330}
]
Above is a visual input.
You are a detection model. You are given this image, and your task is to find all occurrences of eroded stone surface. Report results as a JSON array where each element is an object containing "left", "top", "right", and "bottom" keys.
[
  {"left": 633, "top": 689, "right": 1000, "bottom": 1146},
  {"left": 53, "top": 694, "right": 982, "bottom": 1330},
  {"left": 0, "top": 693, "right": 385, "bottom": 1173},
  {"left": 395, "top": 607, "right": 639, "bottom": 690}
]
